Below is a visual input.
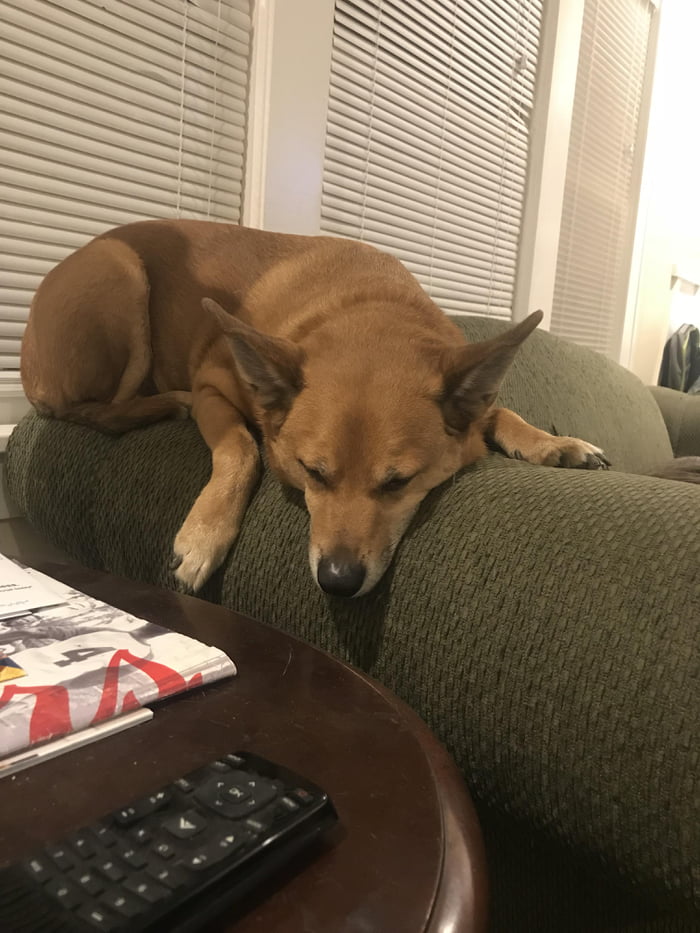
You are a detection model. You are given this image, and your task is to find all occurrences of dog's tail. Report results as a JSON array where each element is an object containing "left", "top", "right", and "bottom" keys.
[{"left": 649, "top": 456, "right": 700, "bottom": 485}]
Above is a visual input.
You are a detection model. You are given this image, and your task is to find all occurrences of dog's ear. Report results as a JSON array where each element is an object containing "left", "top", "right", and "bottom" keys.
[
  {"left": 439, "top": 310, "right": 543, "bottom": 433},
  {"left": 203, "top": 298, "right": 305, "bottom": 412}
]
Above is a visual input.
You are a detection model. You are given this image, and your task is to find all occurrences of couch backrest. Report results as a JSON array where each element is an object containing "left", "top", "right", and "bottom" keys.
[{"left": 452, "top": 316, "right": 673, "bottom": 475}]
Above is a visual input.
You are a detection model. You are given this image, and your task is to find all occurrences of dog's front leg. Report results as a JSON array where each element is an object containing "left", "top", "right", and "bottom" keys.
[
  {"left": 485, "top": 408, "right": 610, "bottom": 470},
  {"left": 173, "top": 385, "right": 260, "bottom": 591}
]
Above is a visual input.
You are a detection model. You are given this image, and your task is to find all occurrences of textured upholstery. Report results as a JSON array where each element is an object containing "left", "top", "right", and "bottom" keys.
[
  {"left": 6, "top": 318, "right": 698, "bottom": 932},
  {"left": 649, "top": 385, "right": 700, "bottom": 458}
]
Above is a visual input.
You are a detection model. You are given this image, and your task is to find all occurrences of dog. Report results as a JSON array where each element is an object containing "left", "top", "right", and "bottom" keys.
[{"left": 21, "top": 219, "right": 612, "bottom": 597}]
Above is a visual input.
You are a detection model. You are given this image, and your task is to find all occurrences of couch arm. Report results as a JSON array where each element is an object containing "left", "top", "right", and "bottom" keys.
[
  {"left": 6, "top": 414, "right": 700, "bottom": 918},
  {"left": 648, "top": 385, "right": 700, "bottom": 457}
]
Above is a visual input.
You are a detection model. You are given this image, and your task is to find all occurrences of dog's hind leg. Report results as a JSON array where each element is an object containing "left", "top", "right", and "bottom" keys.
[
  {"left": 172, "top": 382, "right": 260, "bottom": 592},
  {"left": 485, "top": 408, "right": 611, "bottom": 470},
  {"left": 50, "top": 394, "right": 192, "bottom": 434},
  {"left": 21, "top": 237, "right": 190, "bottom": 434}
]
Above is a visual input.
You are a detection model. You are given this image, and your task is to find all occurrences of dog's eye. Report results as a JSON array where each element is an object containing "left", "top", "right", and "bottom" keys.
[
  {"left": 299, "top": 460, "right": 328, "bottom": 487},
  {"left": 379, "top": 474, "right": 413, "bottom": 494}
]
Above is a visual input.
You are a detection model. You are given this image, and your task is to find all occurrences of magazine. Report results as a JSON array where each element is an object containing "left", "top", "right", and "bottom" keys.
[
  {"left": 0, "top": 708, "right": 154, "bottom": 779},
  {"left": 0, "top": 565, "right": 237, "bottom": 773},
  {"left": 0, "top": 552, "right": 66, "bottom": 620}
]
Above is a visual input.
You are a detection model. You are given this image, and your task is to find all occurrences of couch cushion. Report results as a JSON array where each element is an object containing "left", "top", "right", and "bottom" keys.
[
  {"left": 648, "top": 385, "right": 700, "bottom": 458},
  {"left": 453, "top": 317, "right": 673, "bottom": 473}
]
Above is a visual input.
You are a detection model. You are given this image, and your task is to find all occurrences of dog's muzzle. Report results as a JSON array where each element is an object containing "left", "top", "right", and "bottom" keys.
[{"left": 316, "top": 551, "right": 366, "bottom": 598}]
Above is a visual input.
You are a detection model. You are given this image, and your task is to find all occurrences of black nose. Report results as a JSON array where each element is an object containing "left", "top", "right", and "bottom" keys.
[{"left": 317, "top": 553, "right": 366, "bottom": 598}]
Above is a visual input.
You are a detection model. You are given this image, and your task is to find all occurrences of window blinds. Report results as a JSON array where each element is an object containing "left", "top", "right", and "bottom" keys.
[
  {"left": 550, "top": 0, "right": 655, "bottom": 358},
  {"left": 320, "top": 0, "right": 543, "bottom": 319},
  {"left": 0, "top": 0, "right": 252, "bottom": 388}
]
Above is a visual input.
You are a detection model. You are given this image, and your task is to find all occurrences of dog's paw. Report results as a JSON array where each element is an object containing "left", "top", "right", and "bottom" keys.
[
  {"left": 171, "top": 523, "right": 233, "bottom": 592},
  {"left": 542, "top": 436, "right": 611, "bottom": 470}
]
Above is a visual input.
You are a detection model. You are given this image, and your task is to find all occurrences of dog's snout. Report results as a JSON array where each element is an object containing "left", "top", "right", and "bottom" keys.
[{"left": 317, "top": 552, "right": 366, "bottom": 598}]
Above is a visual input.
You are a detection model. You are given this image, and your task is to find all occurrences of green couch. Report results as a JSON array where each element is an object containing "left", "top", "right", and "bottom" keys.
[{"left": 7, "top": 317, "right": 699, "bottom": 932}]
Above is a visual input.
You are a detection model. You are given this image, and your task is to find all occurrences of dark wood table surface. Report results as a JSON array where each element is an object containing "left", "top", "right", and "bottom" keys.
[{"left": 0, "top": 560, "right": 488, "bottom": 932}]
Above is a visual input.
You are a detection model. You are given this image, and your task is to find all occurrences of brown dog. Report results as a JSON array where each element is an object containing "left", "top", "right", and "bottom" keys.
[{"left": 21, "top": 220, "right": 609, "bottom": 597}]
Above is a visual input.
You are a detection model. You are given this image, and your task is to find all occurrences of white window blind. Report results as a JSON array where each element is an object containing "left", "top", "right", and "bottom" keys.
[
  {"left": 320, "top": 0, "right": 543, "bottom": 319},
  {"left": 0, "top": 0, "right": 252, "bottom": 391},
  {"left": 550, "top": 0, "right": 655, "bottom": 358}
]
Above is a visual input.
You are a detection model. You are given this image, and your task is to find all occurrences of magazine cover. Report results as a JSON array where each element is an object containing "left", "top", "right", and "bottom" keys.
[
  {"left": 0, "top": 552, "right": 66, "bottom": 619},
  {"left": 0, "top": 567, "right": 236, "bottom": 761}
]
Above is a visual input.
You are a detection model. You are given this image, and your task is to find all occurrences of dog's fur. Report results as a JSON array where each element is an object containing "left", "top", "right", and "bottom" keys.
[{"left": 21, "top": 220, "right": 611, "bottom": 597}]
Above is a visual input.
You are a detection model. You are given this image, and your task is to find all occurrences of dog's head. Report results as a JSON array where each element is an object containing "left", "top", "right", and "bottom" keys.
[{"left": 205, "top": 298, "right": 541, "bottom": 597}]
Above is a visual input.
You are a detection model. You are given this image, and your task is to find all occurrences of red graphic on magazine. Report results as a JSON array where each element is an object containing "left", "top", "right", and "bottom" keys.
[
  {"left": 92, "top": 650, "right": 189, "bottom": 722},
  {"left": 0, "top": 572, "right": 236, "bottom": 762},
  {"left": 0, "top": 653, "right": 208, "bottom": 742},
  {"left": 0, "top": 683, "right": 71, "bottom": 742}
]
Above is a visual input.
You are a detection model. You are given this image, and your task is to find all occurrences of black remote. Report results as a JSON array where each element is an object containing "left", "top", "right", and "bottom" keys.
[{"left": 0, "top": 751, "right": 338, "bottom": 932}]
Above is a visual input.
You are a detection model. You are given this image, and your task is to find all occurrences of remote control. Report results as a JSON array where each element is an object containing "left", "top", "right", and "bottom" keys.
[{"left": 0, "top": 751, "right": 338, "bottom": 932}]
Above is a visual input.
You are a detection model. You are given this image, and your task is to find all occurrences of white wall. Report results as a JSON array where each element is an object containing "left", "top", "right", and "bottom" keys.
[{"left": 623, "top": 0, "right": 700, "bottom": 385}]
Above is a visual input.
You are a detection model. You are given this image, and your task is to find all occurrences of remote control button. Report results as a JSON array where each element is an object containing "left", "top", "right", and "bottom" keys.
[
  {"left": 181, "top": 829, "right": 248, "bottom": 872},
  {"left": 146, "top": 789, "right": 171, "bottom": 809},
  {"left": 146, "top": 861, "right": 189, "bottom": 889},
  {"left": 45, "top": 844, "right": 75, "bottom": 871},
  {"left": 118, "top": 845, "right": 148, "bottom": 869},
  {"left": 210, "top": 759, "right": 231, "bottom": 773},
  {"left": 182, "top": 850, "right": 212, "bottom": 870},
  {"left": 130, "top": 825, "right": 152, "bottom": 845},
  {"left": 230, "top": 780, "right": 278, "bottom": 817},
  {"left": 224, "top": 753, "right": 245, "bottom": 767},
  {"left": 279, "top": 796, "right": 300, "bottom": 813},
  {"left": 222, "top": 785, "right": 251, "bottom": 803},
  {"left": 195, "top": 794, "right": 228, "bottom": 816},
  {"left": 216, "top": 829, "right": 250, "bottom": 856},
  {"left": 91, "top": 824, "right": 117, "bottom": 847},
  {"left": 244, "top": 809, "right": 274, "bottom": 835},
  {"left": 195, "top": 774, "right": 279, "bottom": 820},
  {"left": 45, "top": 877, "right": 82, "bottom": 909},
  {"left": 96, "top": 857, "right": 126, "bottom": 883},
  {"left": 163, "top": 809, "right": 208, "bottom": 839},
  {"left": 113, "top": 805, "right": 141, "bottom": 826},
  {"left": 192, "top": 777, "right": 224, "bottom": 803},
  {"left": 68, "top": 831, "right": 96, "bottom": 859},
  {"left": 68, "top": 867, "right": 104, "bottom": 896},
  {"left": 113, "top": 790, "right": 171, "bottom": 827},
  {"left": 23, "top": 856, "right": 51, "bottom": 883},
  {"left": 220, "top": 797, "right": 258, "bottom": 819},
  {"left": 291, "top": 788, "right": 315, "bottom": 806},
  {"left": 124, "top": 873, "right": 170, "bottom": 903},
  {"left": 245, "top": 777, "right": 280, "bottom": 800},
  {"left": 172, "top": 777, "right": 194, "bottom": 793},
  {"left": 152, "top": 840, "right": 176, "bottom": 860},
  {"left": 182, "top": 833, "right": 239, "bottom": 871},
  {"left": 102, "top": 888, "right": 146, "bottom": 919},
  {"left": 77, "top": 904, "right": 119, "bottom": 931}
]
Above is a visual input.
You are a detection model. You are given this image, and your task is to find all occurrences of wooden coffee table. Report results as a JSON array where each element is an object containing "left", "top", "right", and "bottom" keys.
[{"left": 0, "top": 560, "right": 488, "bottom": 932}]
